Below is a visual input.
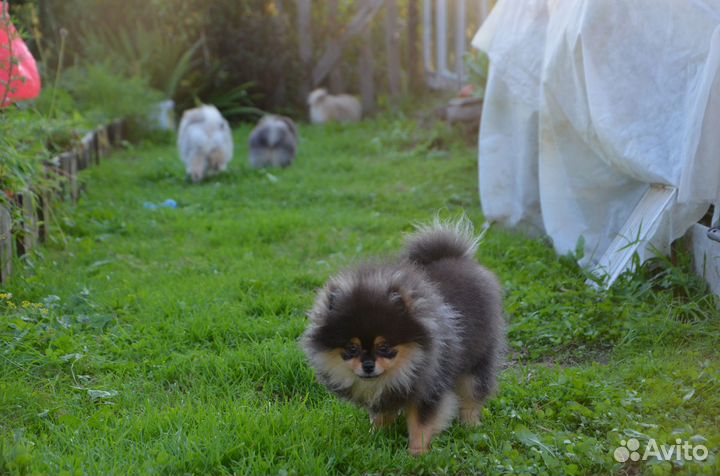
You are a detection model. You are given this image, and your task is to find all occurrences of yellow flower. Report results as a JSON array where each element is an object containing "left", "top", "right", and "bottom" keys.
[
  {"left": 21, "top": 301, "right": 31, "bottom": 308},
  {"left": 7, "top": 301, "right": 16, "bottom": 309},
  {"left": 0, "top": 293, "right": 10, "bottom": 300}
]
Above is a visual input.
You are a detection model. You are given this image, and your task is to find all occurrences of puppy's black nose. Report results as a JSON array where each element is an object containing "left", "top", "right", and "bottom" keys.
[{"left": 362, "top": 360, "right": 375, "bottom": 374}]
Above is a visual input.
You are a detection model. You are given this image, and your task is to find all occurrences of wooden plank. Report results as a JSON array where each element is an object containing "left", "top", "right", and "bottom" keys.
[
  {"left": 79, "top": 133, "right": 94, "bottom": 170},
  {"left": 327, "top": 0, "right": 345, "bottom": 93},
  {"left": 407, "top": 0, "right": 422, "bottom": 92},
  {"left": 689, "top": 223, "right": 720, "bottom": 297},
  {"left": 422, "top": 0, "right": 433, "bottom": 73},
  {"left": 436, "top": 0, "right": 448, "bottom": 74},
  {"left": 59, "top": 151, "right": 78, "bottom": 204},
  {"left": 37, "top": 185, "right": 51, "bottom": 244},
  {"left": 455, "top": 0, "right": 467, "bottom": 86},
  {"left": 384, "top": 0, "right": 401, "bottom": 96},
  {"left": 0, "top": 204, "right": 12, "bottom": 285},
  {"left": 297, "top": 0, "right": 313, "bottom": 99},
  {"left": 311, "top": 0, "right": 386, "bottom": 87},
  {"left": 359, "top": 25, "right": 376, "bottom": 115},
  {"left": 15, "top": 191, "right": 38, "bottom": 257},
  {"left": 96, "top": 127, "right": 110, "bottom": 161},
  {"left": 108, "top": 120, "right": 123, "bottom": 146},
  {"left": 426, "top": 69, "right": 463, "bottom": 90},
  {"left": 480, "top": 0, "right": 490, "bottom": 20}
]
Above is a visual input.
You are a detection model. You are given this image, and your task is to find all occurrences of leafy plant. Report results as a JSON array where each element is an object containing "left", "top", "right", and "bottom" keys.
[
  {"left": 464, "top": 50, "right": 489, "bottom": 99},
  {"left": 60, "top": 62, "right": 163, "bottom": 124},
  {"left": 78, "top": 20, "right": 205, "bottom": 102}
]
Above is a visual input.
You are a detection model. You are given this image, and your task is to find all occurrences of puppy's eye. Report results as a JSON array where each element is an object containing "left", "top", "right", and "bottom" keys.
[
  {"left": 376, "top": 344, "right": 397, "bottom": 358},
  {"left": 343, "top": 344, "right": 360, "bottom": 359}
]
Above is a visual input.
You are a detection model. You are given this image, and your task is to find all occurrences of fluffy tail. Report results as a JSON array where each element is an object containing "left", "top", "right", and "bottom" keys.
[{"left": 403, "top": 216, "right": 480, "bottom": 266}]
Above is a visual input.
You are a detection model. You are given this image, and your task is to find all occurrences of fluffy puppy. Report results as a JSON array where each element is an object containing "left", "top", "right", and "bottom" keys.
[
  {"left": 307, "top": 88, "right": 362, "bottom": 124},
  {"left": 248, "top": 115, "right": 299, "bottom": 169},
  {"left": 177, "top": 105, "right": 233, "bottom": 182},
  {"left": 301, "top": 218, "right": 505, "bottom": 455}
]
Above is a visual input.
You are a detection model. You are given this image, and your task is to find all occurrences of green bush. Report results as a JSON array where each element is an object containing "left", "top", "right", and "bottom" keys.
[{"left": 61, "top": 62, "right": 163, "bottom": 124}]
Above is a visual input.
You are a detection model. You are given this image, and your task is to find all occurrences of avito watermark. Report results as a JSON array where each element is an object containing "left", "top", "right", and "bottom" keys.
[{"left": 614, "top": 437, "right": 708, "bottom": 463}]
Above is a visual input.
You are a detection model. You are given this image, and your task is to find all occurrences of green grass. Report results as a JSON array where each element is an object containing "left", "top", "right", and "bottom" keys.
[{"left": 1, "top": 115, "right": 719, "bottom": 475}]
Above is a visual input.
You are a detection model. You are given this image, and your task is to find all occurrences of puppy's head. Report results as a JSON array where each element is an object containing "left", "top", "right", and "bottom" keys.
[
  {"left": 302, "top": 267, "right": 431, "bottom": 397},
  {"left": 307, "top": 88, "right": 328, "bottom": 106}
]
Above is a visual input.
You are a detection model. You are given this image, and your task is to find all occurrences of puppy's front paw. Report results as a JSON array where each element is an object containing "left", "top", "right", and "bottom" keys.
[
  {"left": 370, "top": 411, "right": 397, "bottom": 430},
  {"left": 409, "top": 444, "right": 430, "bottom": 456},
  {"left": 459, "top": 406, "right": 481, "bottom": 426}
]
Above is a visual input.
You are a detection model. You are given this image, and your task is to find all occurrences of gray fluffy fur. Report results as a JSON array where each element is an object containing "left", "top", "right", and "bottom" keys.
[{"left": 248, "top": 115, "right": 298, "bottom": 169}]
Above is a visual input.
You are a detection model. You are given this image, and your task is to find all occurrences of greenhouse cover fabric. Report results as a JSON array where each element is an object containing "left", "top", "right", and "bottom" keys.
[{"left": 473, "top": 0, "right": 720, "bottom": 269}]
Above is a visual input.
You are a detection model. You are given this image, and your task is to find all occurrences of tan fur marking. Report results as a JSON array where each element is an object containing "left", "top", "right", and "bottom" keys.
[
  {"left": 405, "top": 392, "right": 458, "bottom": 455},
  {"left": 456, "top": 375, "right": 482, "bottom": 426},
  {"left": 370, "top": 410, "right": 398, "bottom": 430},
  {"left": 375, "top": 343, "right": 416, "bottom": 376},
  {"left": 406, "top": 405, "right": 432, "bottom": 456}
]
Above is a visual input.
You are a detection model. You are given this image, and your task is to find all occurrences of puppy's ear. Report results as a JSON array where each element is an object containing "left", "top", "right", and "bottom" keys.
[
  {"left": 388, "top": 286, "right": 412, "bottom": 313},
  {"left": 325, "top": 283, "right": 340, "bottom": 311}
]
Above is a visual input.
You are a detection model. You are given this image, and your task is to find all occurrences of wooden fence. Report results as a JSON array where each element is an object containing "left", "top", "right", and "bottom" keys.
[
  {"left": 295, "top": 0, "right": 491, "bottom": 113},
  {"left": 423, "top": 0, "right": 491, "bottom": 90},
  {"left": 0, "top": 120, "right": 125, "bottom": 285}
]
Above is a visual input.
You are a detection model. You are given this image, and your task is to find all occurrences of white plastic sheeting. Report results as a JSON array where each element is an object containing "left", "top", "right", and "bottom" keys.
[{"left": 473, "top": 0, "right": 720, "bottom": 272}]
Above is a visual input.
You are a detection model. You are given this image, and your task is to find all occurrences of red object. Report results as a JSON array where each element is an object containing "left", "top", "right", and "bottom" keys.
[
  {"left": 458, "top": 84, "right": 476, "bottom": 98},
  {"left": 0, "top": 2, "right": 41, "bottom": 107}
]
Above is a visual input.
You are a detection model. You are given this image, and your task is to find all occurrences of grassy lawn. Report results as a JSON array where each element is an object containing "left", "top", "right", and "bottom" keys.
[{"left": 1, "top": 114, "right": 719, "bottom": 475}]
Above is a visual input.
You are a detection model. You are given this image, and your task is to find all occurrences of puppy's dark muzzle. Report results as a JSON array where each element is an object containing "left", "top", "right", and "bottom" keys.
[{"left": 362, "top": 360, "right": 375, "bottom": 375}]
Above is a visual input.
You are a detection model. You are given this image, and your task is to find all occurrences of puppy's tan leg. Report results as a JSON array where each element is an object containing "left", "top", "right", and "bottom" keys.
[
  {"left": 406, "top": 393, "right": 458, "bottom": 456},
  {"left": 370, "top": 410, "right": 398, "bottom": 430},
  {"left": 456, "top": 375, "right": 484, "bottom": 426}
]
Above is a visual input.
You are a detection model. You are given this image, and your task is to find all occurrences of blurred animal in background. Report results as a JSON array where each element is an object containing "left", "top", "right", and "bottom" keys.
[
  {"left": 307, "top": 88, "right": 362, "bottom": 124},
  {"left": 178, "top": 105, "right": 233, "bottom": 183},
  {"left": 248, "top": 115, "right": 299, "bottom": 169}
]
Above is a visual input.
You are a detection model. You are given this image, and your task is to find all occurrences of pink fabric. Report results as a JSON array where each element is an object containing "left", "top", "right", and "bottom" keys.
[{"left": 1, "top": 2, "right": 41, "bottom": 106}]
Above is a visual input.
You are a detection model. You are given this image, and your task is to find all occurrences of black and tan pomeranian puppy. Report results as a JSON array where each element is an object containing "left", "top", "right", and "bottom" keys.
[{"left": 301, "top": 218, "right": 505, "bottom": 455}]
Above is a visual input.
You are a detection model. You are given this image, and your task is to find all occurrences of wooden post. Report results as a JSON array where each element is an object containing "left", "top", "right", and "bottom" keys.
[
  {"left": 37, "top": 184, "right": 51, "bottom": 244},
  {"left": 272, "top": 0, "right": 289, "bottom": 107},
  {"left": 108, "top": 120, "right": 123, "bottom": 147},
  {"left": 96, "top": 127, "right": 110, "bottom": 161},
  {"left": 455, "top": 0, "right": 467, "bottom": 89},
  {"left": 15, "top": 191, "right": 38, "bottom": 257},
  {"left": 297, "top": 0, "right": 313, "bottom": 101},
  {"left": 407, "top": 0, "right": 422, "bottom": 93},
  {"left": 79, "top": 133, "right": 93, "bottom": 171},
  {"left": 0, "top": 204, "right": 12, "bottom": 284},
  {"left": 59, "top": 151, "right": 78, "bottom": 204},
  {"left": 384, "top": 0, "right": 401, "bottom": 97},
  {"left": 422, "top": 0, "right": 433, "bottom": 75},
  {"left": 480, "top": 0, "right": 490, "bottom": 20},
  {"left": 436, "top": 0, "right": 448, "bottom": 74},
  {"left": 327, "top": 0, "right": 345, "bottom": 93},
  {"left": 359, "top": 25, "right": 376, "bottom": 115}
]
